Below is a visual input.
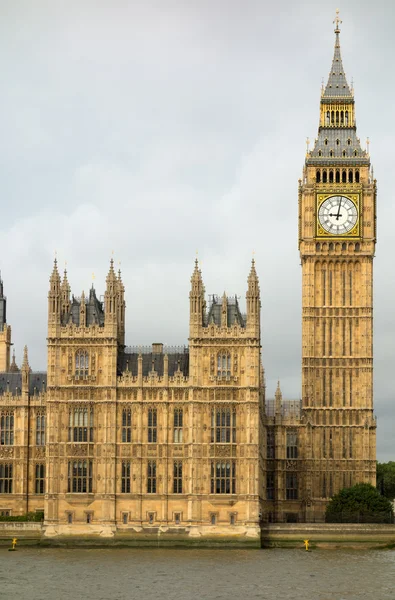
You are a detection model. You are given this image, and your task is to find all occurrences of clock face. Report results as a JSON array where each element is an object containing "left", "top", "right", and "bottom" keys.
[{"left": 318, "top": 195, "right": 358, "bottom": 235}]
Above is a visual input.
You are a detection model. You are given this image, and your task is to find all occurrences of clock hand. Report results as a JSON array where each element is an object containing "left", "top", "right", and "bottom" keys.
[
  {"left": 336, "top": 199, "right": 342, "bottom": 220},
  {"left": 329, "top": 213, "right": 342, "bottom": 218}
]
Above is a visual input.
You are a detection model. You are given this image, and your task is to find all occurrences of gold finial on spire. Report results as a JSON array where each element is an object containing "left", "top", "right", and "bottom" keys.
[{"left": 334, "top": 8, "right": 342, "bottom": 32}]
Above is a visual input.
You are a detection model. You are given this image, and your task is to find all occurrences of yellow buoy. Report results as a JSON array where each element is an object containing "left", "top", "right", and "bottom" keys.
[
  {"left": 303, "top": 539, "right": 310, "bottom": 551},
  {"left": 8, "top": 537, "right": 17, "bottom": 552}
]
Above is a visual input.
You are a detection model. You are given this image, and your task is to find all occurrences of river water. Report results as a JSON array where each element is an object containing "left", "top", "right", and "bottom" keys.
[{"left": 0, "top": 547, "right": 394, "bottom": 600}]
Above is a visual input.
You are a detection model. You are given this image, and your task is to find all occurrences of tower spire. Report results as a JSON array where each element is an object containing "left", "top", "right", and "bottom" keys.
[{"left": 322, "top": 9, "right": 352, "bottom": 99}]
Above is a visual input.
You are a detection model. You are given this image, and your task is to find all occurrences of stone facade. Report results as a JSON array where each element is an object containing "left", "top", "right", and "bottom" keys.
[{"left": 0, "top": 19, "right": 377, "bottom": 535}]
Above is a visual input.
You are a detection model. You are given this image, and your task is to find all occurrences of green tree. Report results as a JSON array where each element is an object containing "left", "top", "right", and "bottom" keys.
[
  {"left": 376, "top": 462, "right": 395, "bottom": 499},
  {"left": 325, "top": 483, "right": 393, "bottom": 523}
]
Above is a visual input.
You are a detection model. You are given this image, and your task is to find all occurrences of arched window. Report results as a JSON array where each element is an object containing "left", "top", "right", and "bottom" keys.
[
  {"left": 345, "top": 111, "right": 349, "bottom": 125},
  {"left": 324, "top": 139, "right": 328, "bottom": 146},
  {"left": 355, "top": 243, "right": 360, "bottom": 252},
  {"left": 316, "top": 170, "right": 321, "bottom": 183},
  {"left": 342, "top": 170, "right": 347, "bottom": 183},
  {"left": 348, "top": 171, "right": 353, "bottom": 183},
  {"left": 342, "top": 243, "right": 346, "bottom": 251},
  {"left": 335, "top": 170, "right": 340, "bottom": 183},
  {"left": 347, "top": 138, "right": 351, "bottom": 146},
  {"left": 329, "top": 150, "right": 334, "bottom": 157},
  {"left": 354, "top": 150, "right": 358, "bottom": 157},
  {"left": 336, "top": 139, "right": 340, "bottom": 146},
  {"left": 329, "top": 170, "right": 334, "bottom": 183},
  {"left": 331, "top": 111, "right": 335, "bottom": 124},
  {"left": 355, "top": 171, "right": 360, "bottom": 183},
  {"left": 318, "top": 150, "right": 322, "bottom": 157},
  {"left": 340, "top": 111, "right": 344, "bottom": 124},
  {"left": 323, "top": 171, "right": 327, "bottom": 183},
  {"left": 342, "top": 150, "right": 346, "bottom": 157},
  {"left": 336, "top": 111, "right": 339, "bottom": 124},
  {"left": 75, "top": 350, "right": 89, "bottom": 378},
  {"left": 316, "top": 243, "right": 321, "bottom": 251},
  {"left": 326, "top": 111, "right": 330, "bottom": 125},
  {"left": 217, "top": 352, "right": 231, "bottom": 379}
]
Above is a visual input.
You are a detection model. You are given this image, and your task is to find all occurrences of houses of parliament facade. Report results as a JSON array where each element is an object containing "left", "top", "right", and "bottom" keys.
[{"left": 0, "top": 18, "right": 377, "bottom": 542}]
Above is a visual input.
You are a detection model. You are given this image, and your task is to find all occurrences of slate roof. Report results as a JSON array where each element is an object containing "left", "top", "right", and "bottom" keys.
[
  {"left": 307, "top": 128, "right": 369, "bottom": 165},
  {"left": 0, "top": 372, "right": 47, "bottom": 396},
  {"left": 322, "top": 30, "right": 352, "bottom": 99},
  {"left": 205, "top": 296, "right": 246, "bottom": 328},
  {"left": 118, "top": 347, "right": 189, "bottom": 377},
  {"left": 62, "top": 287, "right": 105, "bottom": 327}
]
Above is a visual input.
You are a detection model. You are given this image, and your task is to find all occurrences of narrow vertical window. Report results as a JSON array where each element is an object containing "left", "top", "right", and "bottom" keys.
[
  {"left": 323, "top": 373, "right": 326, "bottom": 407},
  {"left": 173, "top": 461, "right": 183, "bottom": 494},
  {"left": 36, "top": 414, "right": 46, "bottom": 446},
  {"left": 122, "top": 409, "right": 132, "bottom": 443},
  {"left": 349, "top": 320, "right": 353, "bottom": 355},
  {"left": 217, "top": 352, "right": 231, "bottom": 378},
  {"left": 323, "top": 429, "right": 326, "bottom": 458},
  {"left": 35, "top": 464, "right": 45, "bottom": 494},
  {"left": 322, "top": 320, "right": 326, "bottom": 355},
  {"left": 266, "top": 428, "right": 275, "bottom": 459},
  {"left": 329, "top": 371, "right": 333, "bottom": 407},
  {"left": 342, "top": 430, "right": 347, "bottom": 458},
  {"left": 148, "top": 409, "right": 157, "bottom": 443},
  {"left": 173, "top": 408, "right": 183, "bottom": 443},
  {"left": 0, "top": 463, "right": 13, "bottom": 493},
  {"left": 0, "top": 413, "right": 14, "bottom": 446},
  {"left": 285, "top": 473, "right": 298, "bottom": 500},
  {"left": 329, "top": 473, "right": 333, "bottom": 497},
  {"left": 147, "top": 460, "right": 157, "bottom": 493},
  {"left": 75, "top": 350, "right": 89, "bottom": 378},
  {"left": 266, "top": 471, "right": 275, "bottom": 500},
  {"left": 343, "top": 320, "right": 346, "bottom": 356},
  {"left": 342, "top": 371, "right": 346, "bottom": 406},
  {"left": 286, "top": 430, "right": 298, "bottom": 459},
  {"left": 322, "top": 474, "right": 326, "bottom": 498},
  {"left": 349, "top": 271, "right": 353, "bottom": 305},
  {"left": 329, "top": 321, "right": 332, "bottom": 356},
  {"left": 121, "top": 461, "right": 131, "bottom": 493},
  {"left": 329, "top": 270, "right": 333, "bottom": 305},
  {"left": 329, "top": 429, "right": 333, "bottom": 458},
  {"left": 349, "top": 430, "right": 353, "bottom": 458},
  {"left": 349, "top": 372, "right": 352, "bottom": 407}
]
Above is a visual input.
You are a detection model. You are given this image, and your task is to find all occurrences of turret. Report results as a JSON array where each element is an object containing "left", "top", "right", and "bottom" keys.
[
  {"left": 21, "top": 345, "right": 30, "bottom": 397},
  {"left": 0, "top": 272, "right": 11, "bottom": 371},
  {"left": 117, "top": 269, "right": 126, "bottom": 346},
  {"left": 275, "top": 380, "right": 282, "bottom": 419},
  {"left": 48, "top": 259, "right": 61, "bottom": 328},
  {"left": 189, "top": 259, "right": 205, "bottom": 335},
  {"left": 246, "top": 259, "right": 260, "bottom": 336},
  {"left": 80, "top": 290, "right": 86, "bottom": 327},
  {"left": 60, "top": 269, "right": 71, "bottom": 322},
  {"left": 105, "top": 259, "right": 118, "bottom": 325}
]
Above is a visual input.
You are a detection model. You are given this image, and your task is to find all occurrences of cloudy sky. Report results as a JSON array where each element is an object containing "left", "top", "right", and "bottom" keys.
[{"left": 0, "top": 0, "right": 394, "bottom": 460}]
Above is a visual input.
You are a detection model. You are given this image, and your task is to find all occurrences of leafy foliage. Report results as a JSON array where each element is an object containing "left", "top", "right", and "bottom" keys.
[
  {"left": 0, "top": 511, "right": 44, "bottom": 522},
  {"left": 325, "top": 483, "right": 393, "bottom": 523},
  {"left": 376, "top": 462, "right": 395, "bottom": 499}
]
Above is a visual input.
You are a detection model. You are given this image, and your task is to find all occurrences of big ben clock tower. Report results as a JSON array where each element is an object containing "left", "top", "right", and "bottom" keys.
[{"left": 299, "top": 11, "right": 376, "bottom": 518}]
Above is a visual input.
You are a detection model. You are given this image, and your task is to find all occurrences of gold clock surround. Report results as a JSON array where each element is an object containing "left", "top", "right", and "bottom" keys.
[{"left": 316, "top": 192, "right": 360, "bottom": 238}]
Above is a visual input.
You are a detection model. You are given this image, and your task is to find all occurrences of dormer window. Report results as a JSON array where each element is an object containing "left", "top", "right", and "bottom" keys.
[
  {"left": 347, "top": 139, "right": 351, "bottom": 145},
  {"left": 329, "top": 150, "right": 334, "bottom": 157},
  {"left": 324, "top": 139, "right": 328, "bottom": 146},
  {"left": 336, "top": 139, "right": 340, "bottom": 145}
]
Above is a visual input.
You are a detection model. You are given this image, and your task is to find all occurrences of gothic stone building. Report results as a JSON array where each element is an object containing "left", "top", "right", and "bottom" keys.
[{"left": 0, "top": 19, "right": 376, "bottom": 539}]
